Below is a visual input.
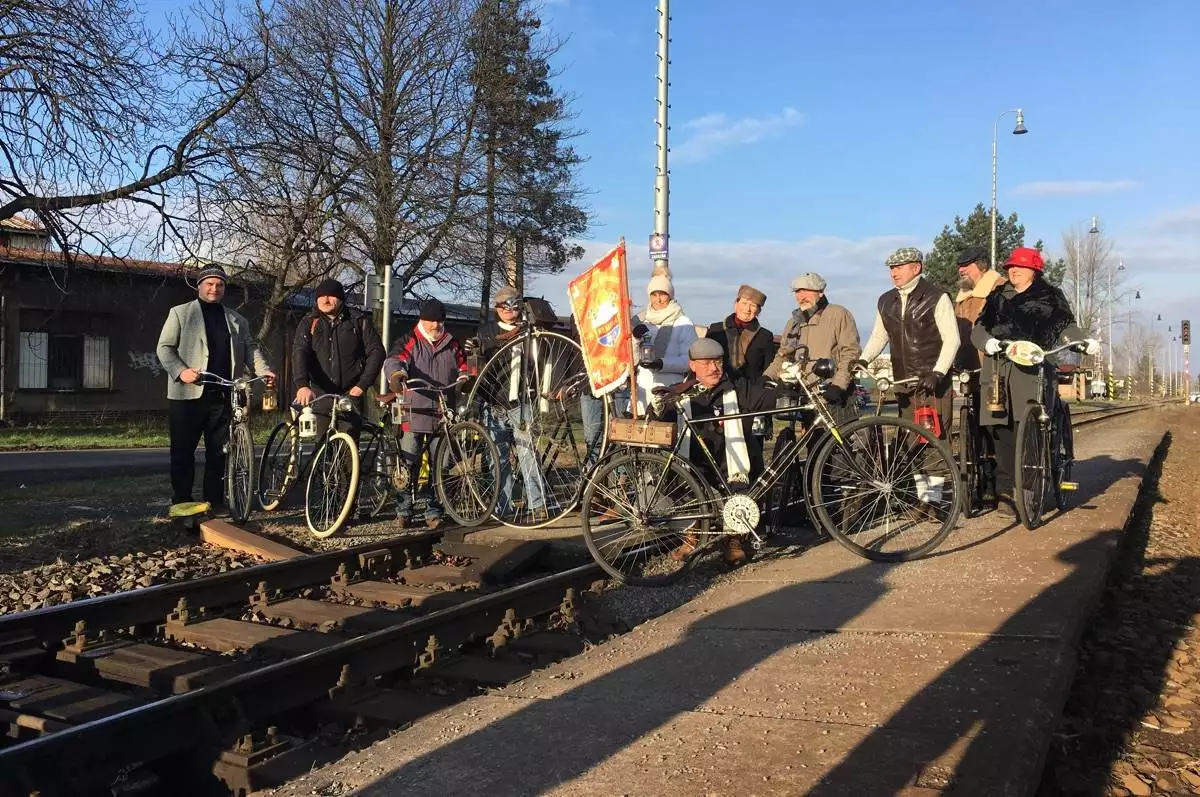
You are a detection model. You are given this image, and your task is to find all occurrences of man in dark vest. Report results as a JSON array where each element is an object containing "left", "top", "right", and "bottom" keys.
[{"left": 855, "top": 247, "right": 960, "bottom": 436}]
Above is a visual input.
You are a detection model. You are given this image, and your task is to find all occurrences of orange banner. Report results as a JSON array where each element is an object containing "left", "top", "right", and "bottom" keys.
[{"left": 568, "top": 244, "right": 634, "bottom": 397}]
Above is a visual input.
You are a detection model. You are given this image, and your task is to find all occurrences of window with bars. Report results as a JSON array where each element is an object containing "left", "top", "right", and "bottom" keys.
[{"left": 18, "top": 331, "right": 112, "bottom": 390}]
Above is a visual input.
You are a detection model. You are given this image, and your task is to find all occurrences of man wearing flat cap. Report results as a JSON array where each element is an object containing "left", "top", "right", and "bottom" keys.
[
  {"left": 157, "top": 265, "right": 276, "bottom": 512},
  {"left": 653, "top": 337, "right": 777, "bottom": 566},
  {"left": 765, "top": 272, "right": 861, "bottom": 416},
  {"left": 953, "top": 246, "right": 1006, "bottom": 371},
  {"left": 857, "top": 247, "right": 960, "bottom": 436},
  {"left": 292, "top": 277, "right": 385, "bottom": 441},
  {"left": 705, "top": 284, "right": 774, "bottom": 383}
]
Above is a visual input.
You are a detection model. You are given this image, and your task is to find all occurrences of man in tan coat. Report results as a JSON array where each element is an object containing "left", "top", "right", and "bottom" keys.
[
  {"left": 953, "top": 247, "right": 1006, "bottom": 371},
  {"left": 765, "top": 272, "right": 861, "bottom": 416}
]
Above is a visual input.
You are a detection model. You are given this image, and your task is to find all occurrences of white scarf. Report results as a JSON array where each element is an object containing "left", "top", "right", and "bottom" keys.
[
  {"left": 504, "top": 322, "right": 550, "bottom": 412},
  {"left": 640, "top": 300, "right": 683, "bottom": 360},
  {"left": 678, "top": 386, "right": 750, "bottom": 485}
]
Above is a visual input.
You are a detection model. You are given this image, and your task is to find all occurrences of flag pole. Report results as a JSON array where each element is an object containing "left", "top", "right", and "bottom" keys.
[{"left": 621, "top": 237, "right": 639, "bottom": 421}]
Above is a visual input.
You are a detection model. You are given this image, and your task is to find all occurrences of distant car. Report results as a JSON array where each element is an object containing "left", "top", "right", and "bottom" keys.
[{"left": 1190, "top": 393, "right": 1200, "bottom": 405}]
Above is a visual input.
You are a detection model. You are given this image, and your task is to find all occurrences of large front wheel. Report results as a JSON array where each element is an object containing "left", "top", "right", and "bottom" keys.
[
  {"left": 435, "top": 421, "right": 502, "bottom": 527},
  {"left": 580, "top": 448, "right": 715, "bottom": 586},
  {"left": 1014, "top": 404, "right": 1049, "bottom": 530},
  {"left": 305, "top": 432, "right": 360, "bottom": 538},
  {"left": 225, "top": 423, "right": 255, "bottom": 524},
  {"left": 809, "top": 416, "right": 961, "bottom": 561}
]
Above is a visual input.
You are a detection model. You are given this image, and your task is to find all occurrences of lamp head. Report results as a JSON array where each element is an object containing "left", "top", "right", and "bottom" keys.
[{"left": 1012, "top": 109, "right": 1028, "bottom": 135}]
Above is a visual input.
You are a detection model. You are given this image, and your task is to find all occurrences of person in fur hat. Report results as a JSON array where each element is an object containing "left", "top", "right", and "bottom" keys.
[{"left": 705, "top": 284, "right": 774, "bottom": 383}]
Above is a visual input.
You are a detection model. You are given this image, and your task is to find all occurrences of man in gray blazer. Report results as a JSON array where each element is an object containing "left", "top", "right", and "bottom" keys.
[{"left": 157, "top": 266, "right": 275, "bottom": 510}]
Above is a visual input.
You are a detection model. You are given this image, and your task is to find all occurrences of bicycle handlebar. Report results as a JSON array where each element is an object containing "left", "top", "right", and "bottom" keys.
[
  {"left": 403, "top": 377, "right": 467, "bottom": 392},
  {"left": 196, "top": 371, "right": 268, "bottom": 389}
]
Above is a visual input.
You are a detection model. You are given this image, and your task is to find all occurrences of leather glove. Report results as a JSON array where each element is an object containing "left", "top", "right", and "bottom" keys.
[
  {"left": 631, "top": 323, "right": 649, "bottom": 339},
  {"left": 455, "top": 372, "right": 470, "bottom": 384},
  {"left": 822, "top": 383, "right": 846, "bottom": 405},
  {"left": 1081, "top": 338, "right": 1101, "bottom": 356},
  {"left": 849, "top": 358, "right": 868, "bottom": 374},
  {"left": 984, "top": 338, "right": 1003, "bottom": 356},
  {"left": 638, "top": 358, "right": 663, "bottom": 371},
  {"left": 463, "top": 336, "right": 481, "bottom": 352},
  {"left": 918, "top": 371, "right": 946, "bottom": 394}
]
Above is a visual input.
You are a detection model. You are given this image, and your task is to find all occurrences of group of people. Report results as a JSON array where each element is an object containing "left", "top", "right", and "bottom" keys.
[
  {"left": 156, "top": 239, "right": 1098, "bottom": 546},
  {"left": 632, "top": 243, "right": 1098, "bottom": 569},
  {"left": 156, "top": 269, "right": 522, "bottom": 529}
]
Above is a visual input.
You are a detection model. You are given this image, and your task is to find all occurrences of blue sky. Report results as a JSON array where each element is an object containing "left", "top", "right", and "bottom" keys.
[{"left": 527, "top": 0, "right": 1200, "bottom": 352}]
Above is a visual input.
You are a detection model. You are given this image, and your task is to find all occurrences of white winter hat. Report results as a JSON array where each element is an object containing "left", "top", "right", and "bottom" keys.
[{"left": 647, "top": 274, "right": 674, "bottom": 298}]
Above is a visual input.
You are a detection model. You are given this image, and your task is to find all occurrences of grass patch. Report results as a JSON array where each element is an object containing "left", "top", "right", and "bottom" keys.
[{"left": 0, "top": 414, "right": 286, "bottom": 451}]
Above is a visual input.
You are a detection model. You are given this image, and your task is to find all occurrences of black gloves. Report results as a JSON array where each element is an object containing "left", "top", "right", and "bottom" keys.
[
  {"left": 822, "top": 383, "right": 846, "bottom": 405},
  {"left": 850, "top": 358, "right": 868, "bottom": 374},
  {"left": 918, "top": 371, "right": 946, "bottom": 394},
  {"left": 638, "top": 358, "right": 664, "bottom": 371},
  {"left": 632, "top": 323, "right": 649, "bottom": 339}
]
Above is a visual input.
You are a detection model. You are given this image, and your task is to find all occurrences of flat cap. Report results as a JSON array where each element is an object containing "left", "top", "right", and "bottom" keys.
[
  {"left": 736, "top": 284, "right": 766, "bottom": 306},
  {"left": 955, "top": 247, "right": 988, "bottom": 267},
  {"left": 688, "top": 337, "right": 724, "bottom": 361},
  {"left": 885, "top": 247, "right": 924, "bottom": 267},
  {"left": 789, "top": 272, "right": 827, "bottom": 292}
]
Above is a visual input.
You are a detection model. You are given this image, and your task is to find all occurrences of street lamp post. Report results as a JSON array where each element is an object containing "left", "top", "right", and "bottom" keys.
[
  {"left": 1109, "top": 258, "right": 1125, "bottom": 398},
  {"left": 1151, "top": 313, "right": 1161, "bottom": 398},
  {"left": 1127, "top": 290, "right": 1141, "bottom": 399},
  {"left": 990, "top": 108, "right": 1028, "bottom": 269},
  {"left": 1078, "top": 216, "right": 1100, "bottom": 333}
]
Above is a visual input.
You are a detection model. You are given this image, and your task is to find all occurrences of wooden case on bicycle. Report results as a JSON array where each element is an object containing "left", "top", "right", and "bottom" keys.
[{"left": 608, "top": 417, "right": 676, "bottom": 448}]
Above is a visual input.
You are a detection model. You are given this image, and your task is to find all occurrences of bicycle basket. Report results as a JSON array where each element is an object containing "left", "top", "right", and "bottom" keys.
[{"left": 608, "top": 417, "right": 676, "bottom": 448}]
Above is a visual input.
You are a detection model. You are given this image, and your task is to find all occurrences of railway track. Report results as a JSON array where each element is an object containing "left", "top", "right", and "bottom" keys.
[
  {"left": 0, "top": 399, "right": 1171, "bottom": 796},
  {"left": 0, "top": 529, "right": 608, "bottom": 796}
]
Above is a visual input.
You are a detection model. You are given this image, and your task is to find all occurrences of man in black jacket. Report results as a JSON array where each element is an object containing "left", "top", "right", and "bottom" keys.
[
  {"left": 292, "top": 278, "right": 385, "bottom": 439},
  {"left": 705, "top": 284, "right": 774, "bottom": 383}
]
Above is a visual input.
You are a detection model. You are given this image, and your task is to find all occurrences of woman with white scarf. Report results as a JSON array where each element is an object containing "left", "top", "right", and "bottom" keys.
[{"left": 634, "top": 272, "right": 698, "bottom": 413}]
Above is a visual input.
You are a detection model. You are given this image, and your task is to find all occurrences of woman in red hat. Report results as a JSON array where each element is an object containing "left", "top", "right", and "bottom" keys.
[{"left": 970, "top": 247, "right": 1099, "bottom": 517}]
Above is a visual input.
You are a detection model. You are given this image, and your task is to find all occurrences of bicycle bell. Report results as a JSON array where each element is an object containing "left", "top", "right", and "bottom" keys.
[
  {"left": 390, "top": 394, "right": 406, "bottom": 425},
  {"left": 336, "top": 397, "right": 355, "bottom": 414},
  {"left": 298, "top": 405, "right": 317, "bottom": 439}
]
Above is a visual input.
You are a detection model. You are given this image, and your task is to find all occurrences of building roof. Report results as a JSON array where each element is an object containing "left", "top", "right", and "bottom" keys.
[
  {"left": 0, "top": 246, "right": 216, "bottom": 281},
  {"left": 0, "top": 216, "right": 48, "bottom": 233}
]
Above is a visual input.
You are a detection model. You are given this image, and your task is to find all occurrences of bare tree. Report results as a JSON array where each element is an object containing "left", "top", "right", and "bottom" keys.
[
  {"left": 0, "top": 0, "right": 270, "bottom": 279},
  {"left": 1059, "top": 223, "right": 1117, "bottom": 338}
]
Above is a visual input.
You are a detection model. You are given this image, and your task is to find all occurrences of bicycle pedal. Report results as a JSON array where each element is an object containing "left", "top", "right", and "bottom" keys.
[{"left": 1059, "top": 481, "right": 1079, "bottom": 491}]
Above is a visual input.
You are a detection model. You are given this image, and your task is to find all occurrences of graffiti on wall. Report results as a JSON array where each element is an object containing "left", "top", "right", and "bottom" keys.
[{"left": 127, "top": 350, "right": 164, "bottom": 377}]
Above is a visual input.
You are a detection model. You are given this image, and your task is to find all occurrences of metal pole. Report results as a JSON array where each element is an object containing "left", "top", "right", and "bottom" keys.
[
  {"left": 1148, "top": 315, "right": 1156, "bottom": 398},
  {"left": 652, "top": 0, "right": 670, "bottom": 271},
  {"left": 1127, "top": 298, "right": 1133, "bottom": 400},
  {"left": 990, "top": 121, "right": 998, "bottom": 270},
  {"left": 379, "top": 268, "right": 391, "bottom": 394},
  {"left": 1107, "top": 265, "right": 1113, "bottom": 393}
]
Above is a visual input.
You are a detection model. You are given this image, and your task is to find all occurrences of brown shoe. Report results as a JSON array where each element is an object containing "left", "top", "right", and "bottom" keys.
[
  {"left": 995, "top": 493, "right": 1017, "bottom": 519},
  {"left": 671, "top": 532, "right": 699, "bottom": 562},
  {"left": 723, "top": 537, "right": 746, "bottom": 566},
  {"left": 425, "top": 516, "right": 443, "bottom": 530}
]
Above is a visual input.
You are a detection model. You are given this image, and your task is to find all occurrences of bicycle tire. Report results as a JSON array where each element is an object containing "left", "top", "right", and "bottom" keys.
[
  {"left": 580, "top": 448, "right": 715, "bottom": 586},
  {"left": 467, "top": 330, "right": 607, "bottom": 529},
  {"left": 955, "top": 405, "right": 981, "bottom": 516},
  {"left": 434, "top": 420, "right": 502, "bottom": 527},
  {"left": 809, "top": 415, "right": 961, "bottom": 561},
  {"left": 305, "top": 432, "right": 360, "bottom": 538},
  {"left": 1014, "top": 403, "right": 1049, "bottom": 530},
  {"left": 257, "top": 420, "right": 299, "bottom": 512},
  {"left": 225, "top": 423, "right": 255, "bottom": 524},
  {"left": 358, "top": 425, "right": 402, "bottom": 518},
  {"left": 1052, "top": 401, "right": 1074, "bottom": 512}
]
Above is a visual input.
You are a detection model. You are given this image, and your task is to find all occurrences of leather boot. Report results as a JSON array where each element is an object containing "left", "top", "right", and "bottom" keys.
[{"left": 723, "top": 536, "right": 746, "bottom": 566}]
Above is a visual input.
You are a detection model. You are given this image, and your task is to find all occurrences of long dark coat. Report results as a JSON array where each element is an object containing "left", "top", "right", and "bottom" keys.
[{"left": 971, "top": 277, "right": 1086, "bottom": 426}]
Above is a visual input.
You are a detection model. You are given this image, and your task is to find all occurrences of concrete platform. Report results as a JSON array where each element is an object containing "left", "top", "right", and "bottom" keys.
[{"left": 262, "top": 417, "right": 1166, "bottom": 797}]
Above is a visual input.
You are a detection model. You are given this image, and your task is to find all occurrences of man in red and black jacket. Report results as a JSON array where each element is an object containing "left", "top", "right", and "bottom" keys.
[{"left": 291, "top": 278, "right": 385, "bottom": 440}]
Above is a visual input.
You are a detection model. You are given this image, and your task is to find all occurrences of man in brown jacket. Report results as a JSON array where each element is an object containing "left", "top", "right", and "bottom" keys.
[
  {"left": 765, "top": 272, "right": 861, "bottom": 416},
  {"left": 953, "top": 246, "right": 1006, "bottom": 371}
]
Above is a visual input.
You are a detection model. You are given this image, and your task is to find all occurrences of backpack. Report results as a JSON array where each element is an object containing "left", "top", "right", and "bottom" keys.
[{"left": 310, "top": 310, "right": 373, "bottom": 344}]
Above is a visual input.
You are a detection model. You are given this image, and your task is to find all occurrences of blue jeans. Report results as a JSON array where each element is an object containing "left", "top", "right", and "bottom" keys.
[
  {"left": 486, "top": 404, "right": 547, "bottom": 512},
  {"left": 580, "top": 393, "right": 605, "bottom": 470},
  {"left": 397, "top": 431, "right": 441, "bottom": 521}
]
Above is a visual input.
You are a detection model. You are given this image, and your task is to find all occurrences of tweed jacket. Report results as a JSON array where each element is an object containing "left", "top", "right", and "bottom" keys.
[{"left": 156, "top": 300, "right": 272, "bottom": 400}]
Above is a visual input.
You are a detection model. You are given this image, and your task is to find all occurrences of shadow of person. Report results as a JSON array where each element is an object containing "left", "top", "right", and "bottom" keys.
[
  {"left": 353, "top": 559, "right": 895, "bottom": 797},
  {"left": 807, "top": 533, "right": 1122, "bottom": 796}
]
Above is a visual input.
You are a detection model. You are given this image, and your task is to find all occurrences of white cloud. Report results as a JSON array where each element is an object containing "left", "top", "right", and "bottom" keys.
[
  {"left": 671, "top": 107, "right": 805, "bottom": 165},
  {"left": 1010, "top": 179, "right": 1141, "bottom": 197},
  {"left": 527, "top": 233, "right": 918, "bottom": 336}
]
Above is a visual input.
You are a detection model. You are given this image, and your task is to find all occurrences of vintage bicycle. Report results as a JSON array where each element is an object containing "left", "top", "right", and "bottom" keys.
[
  {"left": 193, "top": 371, "right": 271, "bottom": 524},
  {"left": 994, "top": 339, "right": 1080, "bottom": 530},
  {"left": 579, "top": 355, "right": 964, "bottom": 586}
]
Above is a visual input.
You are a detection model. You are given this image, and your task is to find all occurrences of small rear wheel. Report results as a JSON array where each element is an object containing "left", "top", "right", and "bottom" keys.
[
  {"left": 1052, "top": 401, "right": 1074, "bottom": 512},
  {"left": 955, "top": 406, "right": 981, "bottom": 515},
  {"left": 358, "top": 425, "right": 402, "bottom": 518},
  {"left": 764, "top": 428, "right": 804, "bottom": 536},
  {"left": 257, "top": 420, "right": 299, "bottom": 512},
  {"left": 305, "top": 432, "right": 360, "bottom": 538}
]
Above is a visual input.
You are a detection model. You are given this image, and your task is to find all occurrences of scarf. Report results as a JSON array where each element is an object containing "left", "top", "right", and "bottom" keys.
[
  {"left": 678, "top": 384, "right": 751, "bottom": 485},
  {"left": 795, "top": 295, "right": 829, "bottom": 326},
  {"left": 641, "top": 300, "right": 683, "bottom": 360}
]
